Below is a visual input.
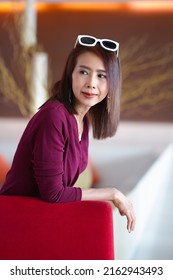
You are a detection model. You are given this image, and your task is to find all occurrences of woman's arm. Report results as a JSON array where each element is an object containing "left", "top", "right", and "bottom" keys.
[
  {"left": 32, "top": 108, "right": 82, "bottom": 203},
  {"left": 81, "top": 187, "right": 135, "bottom": 233}
]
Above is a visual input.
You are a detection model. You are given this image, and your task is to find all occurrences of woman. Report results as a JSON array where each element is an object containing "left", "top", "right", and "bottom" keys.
[{"left": 0, "top": 35, "right": 135, "bottom": 232}]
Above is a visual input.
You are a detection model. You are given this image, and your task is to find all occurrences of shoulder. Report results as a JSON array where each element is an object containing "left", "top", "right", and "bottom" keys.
[
  {"left": 21, "top": 101, "right": 74, "bottom": 144},
  {"left": 40, "top": 101, "right": 69, "bottom": 117},
  {"left": 23, "top": 101, "right": 73, "bottom": 136},
  {"left": 32, "top": 101, "right": 72, "bottom": 126}
]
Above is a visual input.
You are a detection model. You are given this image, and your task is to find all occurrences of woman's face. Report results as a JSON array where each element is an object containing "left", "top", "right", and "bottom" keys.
[{"left": 72, "top": 51, "right": 108, "bottom": 113}]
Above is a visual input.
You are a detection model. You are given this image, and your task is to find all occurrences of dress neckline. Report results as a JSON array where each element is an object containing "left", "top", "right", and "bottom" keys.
[{"left": 73, "top": 114, "right": 86, "bottom": 143}]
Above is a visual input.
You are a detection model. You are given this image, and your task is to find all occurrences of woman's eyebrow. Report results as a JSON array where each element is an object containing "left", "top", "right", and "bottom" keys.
[{"left": 79, "top": 65, "right": 106, "bottom": 73}]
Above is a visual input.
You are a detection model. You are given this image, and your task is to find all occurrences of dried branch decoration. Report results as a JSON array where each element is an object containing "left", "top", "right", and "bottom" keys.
[
  {"left": 0, "top": 13, "right": 48, "bottom": 117},
  {"left": 121, "top": 36, "right": 173, "bottom": 118}
]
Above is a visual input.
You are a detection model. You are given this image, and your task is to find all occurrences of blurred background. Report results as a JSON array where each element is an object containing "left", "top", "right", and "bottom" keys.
[{"left": 0, "top": 0, "right": 173, "bottom": 260}]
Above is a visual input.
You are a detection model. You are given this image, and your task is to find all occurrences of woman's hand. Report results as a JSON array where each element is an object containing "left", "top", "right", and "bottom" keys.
[
  {"left": 113, "top": 188, "right": 135, "bottom": 233},
  {"left": 81, "top": 187, "right": 135, "bottom": 233}
]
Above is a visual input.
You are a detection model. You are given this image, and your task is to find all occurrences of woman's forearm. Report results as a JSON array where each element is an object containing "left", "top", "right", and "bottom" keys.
[{"left": 81, "top": 187, "right": 116, "bottom": 202}]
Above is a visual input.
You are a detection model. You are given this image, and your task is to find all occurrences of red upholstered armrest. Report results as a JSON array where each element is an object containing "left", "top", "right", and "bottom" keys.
[{"left": 0, "top": 196, "right": 114, "bottom": 260}]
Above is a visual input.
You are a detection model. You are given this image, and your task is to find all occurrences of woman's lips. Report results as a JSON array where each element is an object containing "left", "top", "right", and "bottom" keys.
[{"left": 82, "top": 92, "right": 98, "bottom": 98}]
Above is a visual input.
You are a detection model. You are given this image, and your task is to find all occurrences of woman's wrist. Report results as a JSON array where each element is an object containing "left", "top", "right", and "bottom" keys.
[{"left": 111, "top": 188, "right": 124, "bottom": 207}]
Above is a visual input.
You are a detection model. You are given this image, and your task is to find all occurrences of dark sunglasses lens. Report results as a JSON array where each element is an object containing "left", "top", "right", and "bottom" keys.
[
  {"left": 81, "top": 37, "right": 96, "bottom": 45},
  {"left": 102, "top": 41, "right": 117, "bottom": 50}
]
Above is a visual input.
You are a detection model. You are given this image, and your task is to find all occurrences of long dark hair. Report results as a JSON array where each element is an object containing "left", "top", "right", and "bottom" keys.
[{"left": 47, "top": 43, "right": 121, "bottom": 139}]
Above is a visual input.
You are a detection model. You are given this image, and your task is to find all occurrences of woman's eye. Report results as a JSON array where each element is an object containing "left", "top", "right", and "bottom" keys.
[
  {"left": 98, "top": 73, "right": 107, "bottom": 79},
  {"left": 80, "top": 70, "right": 88, "bottom": 75}
]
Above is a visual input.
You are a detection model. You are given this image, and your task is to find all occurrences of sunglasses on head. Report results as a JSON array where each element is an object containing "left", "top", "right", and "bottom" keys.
[{"left": 74, "top": 35, "right": 119, "bottom": 57}]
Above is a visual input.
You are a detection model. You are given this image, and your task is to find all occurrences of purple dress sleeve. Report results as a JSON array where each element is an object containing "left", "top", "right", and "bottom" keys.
[
  {"left": 32, "top": 107, "right": 82, "bottom": 203},
  {"left": 0, "top": 102, "right": 88, "bottom": 203}
]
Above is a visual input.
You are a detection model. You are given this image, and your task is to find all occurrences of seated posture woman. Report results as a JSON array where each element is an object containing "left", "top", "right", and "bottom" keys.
[{"left": 0, "top": 35, "right": 135, "bottom": 233}]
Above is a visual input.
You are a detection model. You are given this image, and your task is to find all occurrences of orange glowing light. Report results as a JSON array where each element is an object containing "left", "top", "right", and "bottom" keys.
[
  {"left": 128, "top": 1, "right": 173, "bottom": 12},
  {"left": 0, "top": 2, "right": 25, "bottom": 12},
  {"left": 0, "top": 2, "right": 126, "bottom": 12},
  {"left": 0, "top": 1, "right": 173, "bottom": 13},
  {"left": 0, "top": 1, "right": 48, "bottom": 13},
  {"left": 57, "top": 2, "right": 124, "bottom": 12}
]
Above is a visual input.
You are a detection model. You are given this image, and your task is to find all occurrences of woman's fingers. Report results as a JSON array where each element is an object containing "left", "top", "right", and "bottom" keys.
[
  {"left": 117, "top": 196, "right": 136, "bottom": 233},
  {"left": 113, "top": 188, "right": 136, "bottom": 233},
  {"left": 126, "top": 204, "right": 136, "bottom": 233}
]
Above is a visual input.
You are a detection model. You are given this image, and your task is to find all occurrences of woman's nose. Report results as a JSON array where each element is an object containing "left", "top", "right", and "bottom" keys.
[{"left": 86, "top": 75, "right": 96, "bottom": 89}]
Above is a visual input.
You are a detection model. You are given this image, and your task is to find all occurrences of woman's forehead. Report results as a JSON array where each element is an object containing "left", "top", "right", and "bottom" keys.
[{"left": 75, "top": 51, "right": 106, "bottom": 71}]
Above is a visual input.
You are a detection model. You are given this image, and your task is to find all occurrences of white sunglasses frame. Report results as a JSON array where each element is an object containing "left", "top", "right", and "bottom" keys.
[{"left": 74, "top": 35, "right": 119, "bottom": 57}]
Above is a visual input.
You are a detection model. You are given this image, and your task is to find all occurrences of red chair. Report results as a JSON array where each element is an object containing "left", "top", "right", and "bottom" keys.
[{"left": 0, "top": 196, "right": 115, "bottom": 260}]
